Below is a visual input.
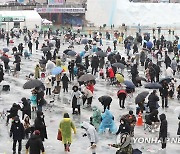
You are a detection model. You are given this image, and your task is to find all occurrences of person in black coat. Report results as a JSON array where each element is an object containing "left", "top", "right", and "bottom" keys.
[
  {"left": 164, "top": 54, "right": 171, "bottom": 69},
  {"left": 6, "top": 103, "right": 21, "bottom": 125},
  {"left": 36, "top": 88, "right": 45, "bottom": 112},
  {"left": 0, "top": 64, "right": 4, "bottom": 83},
  {"left": 148, "top": 63, "right": 156, "bottom": 83},
  {"left": 131, "top": 64, "right": 139, "bottom": 87},
  {"left": 46, "top": 50, "right": 52, "bottom": 61},
  {"left": 28, "top": 41, "right": 33, "bottom": 53},
  {"left": 154, "top": 64, "right": 160, "bottom": 82},
  {"left": 21, "top": 97, "right": 31, "bottom": 120},
  {"left": 98, "top": 96, "right": 112, "bottom": 112},
  {"left": 61, "top": 73, "right": 70, "bottom": 92},
  {"left": 26, "top": 130, "right": 45, "bottom": 154},
  {"left": 91, "top": 56, "right": 99, "bottom": 75},
  {"left": 116, "top": 118, "right": 130, "bottom": 135},
  {"left": 159, "top": 81, "right": 169, "bottom": 108},
  {"left": 159, "top": 114, "right": 168, "bottom": 149},
  {"left": 68, "top": 61, "right": 75, "bottom": 81},
  {"left": 34, "top": 111, "right": 47, "bottom": 141},
  {"left": 147, "top": 90, "right": 160, "bottom": 112},
  {"left": 10, "top": 116, "right": 24, "bottom": 154}
]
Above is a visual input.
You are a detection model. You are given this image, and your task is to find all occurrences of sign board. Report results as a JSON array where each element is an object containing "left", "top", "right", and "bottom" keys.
[
  {"left": 35, "top": 8, "right": 85, "bottom": 14},
  {"left": 1, "top": 16, "right": 25, "bottom": 22},
  {"left": 48, "top": 0, "right": 64, "bottom": 5}
]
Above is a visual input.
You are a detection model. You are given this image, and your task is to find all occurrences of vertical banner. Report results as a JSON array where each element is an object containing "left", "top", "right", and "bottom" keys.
[{"left": 48, "top": 0, "right": 64, "bottom": 5}]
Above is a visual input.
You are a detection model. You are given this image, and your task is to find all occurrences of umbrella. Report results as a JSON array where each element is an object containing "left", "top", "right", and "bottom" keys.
[
  {"left": 52, "top": 36, "right": 58, "bottom": 40},
  {"left": 159, "top": 77, "right": 172, "bottom": 84},
  {"left": 115, "top": 74, "right": 124, "bottom": 83},
  {"left": 144, "top": 83, "right": 162, "bottom": 89},
  {"left": 98, "top": 95, "right": 112, "bottom": 105},
  {"left": 3, "top": 48, "right": 9, "bottom": 53},
  {"left": 96, "top": 51, "right": 107, "bottom": 57},
  {"left": 136, "top": 76, "right": 147, "bottom": 82},
  {"left": 76, "top": 63, "right": 86, "bottom": 70},
  {"left": 78, "top": 74, "right": 95, "bottom": 82},
  {"left": 81, "top": 39, "right": 88, "bottom": 44},
  {"left": 124, "top": 80, "right": 135, "bottom": 89},
  {"left": 62, "top": 66, "right": 68, "bottom": 72},
  {"left": 0, "top": 56, "right": 9, "bottom": 63},
  {"left": 112, "top": 63, "right": 125, "bottom": 69},
  {"left": 146, "top": 41, "right": 153, "bottom": 49},
  {"left": 67, "top": 50, "right": 77, "bottom": 56},
  {"left": 63, "top": 49, "right": 71, "bottom": 54},
  {"left": 135, "top": 91, "right": 149, "bottom": 104},
  {"left": 48, "top": 43, "right": 54, "bottom": 47},
  {"left": 51, "top": 67, "right": 63, "bottom": 75},
  {"left": 41, "top": 47, "right": 50, "bottom": 52},
  {"left": 23, "top": 79, "right": 43, "bottom": 89},
  {"left": 125, "top": 36, "right": 134, "bottom": 41}
]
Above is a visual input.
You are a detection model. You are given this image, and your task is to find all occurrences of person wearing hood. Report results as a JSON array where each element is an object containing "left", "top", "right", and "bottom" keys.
[
  {"left": 159, "top": 113, "right": 168, "bottom": 150},
  {"left": 99, "top": 109, "right": 117, "bottom": 134},
  {"left": 108, "top": 133, "right": 132, "bottom": 154},
  {"left": 81, "top": 121, "right": 98, "bottom": 154},
  {"left": 71, "top": 86, "right": 82, "bottom": 114},
  {"left": 59, "top": 113, "right": 76, "bottom": 152},
  {"left": 21, "top": 97, "right": 31, "bottom": 120},
  {"left": 34, "top": 111, "right": 47, "bottom": 141},
  {"left": 61, "top": 73, "right": 70, "bottom": 93},
  {"left": 10, "top": 116, "right": 24, "bottom": 154},
  {"left": 90, "top": 106, "right": 102, "bottom": 130},
  {"left": 122, "top": 110, "right": 136, "bottom": 136},
  {"left": 147, "top": 90, "right": 160, "bottom": 112},
  {"left": 116, "top": 118, "right": 130, "bottom": 135},
  {"left": 26, "top": 130, "right": 45, "bottom": 154},
  {"left": 34, "top": 64, "right": 41, "bottom": 79}
]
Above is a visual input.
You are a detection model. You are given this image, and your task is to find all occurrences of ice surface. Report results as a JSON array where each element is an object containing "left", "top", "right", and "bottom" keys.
[{"left": 0, "top": 33, "right": 179, "bottom": 154}]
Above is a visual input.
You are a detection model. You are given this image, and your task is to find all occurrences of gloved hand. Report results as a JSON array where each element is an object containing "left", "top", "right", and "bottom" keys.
[
  {"left": 10, "top": 132, "right": 12, "bottom": 138},
  {"left": 82, "top": 133, "right": 87, "bottom": 137}
]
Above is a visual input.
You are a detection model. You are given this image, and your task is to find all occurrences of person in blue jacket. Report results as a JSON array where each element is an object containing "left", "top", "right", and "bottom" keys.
[{"left": 98, "top": 109, "right": 117, "bottom": 134}]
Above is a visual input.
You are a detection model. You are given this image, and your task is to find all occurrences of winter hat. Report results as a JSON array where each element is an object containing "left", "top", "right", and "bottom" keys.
[
  {"left": 64, "top": 113, "right": 70, "bottom": 118},
  {"left": 129, "top": 110, "right": 133, "bottom": 115},
  {"left": 34, "top": 130, "right": 40, "bottom": 135},
  {"left": 14, "top": 116, "right": 20, "bottom": 122}
]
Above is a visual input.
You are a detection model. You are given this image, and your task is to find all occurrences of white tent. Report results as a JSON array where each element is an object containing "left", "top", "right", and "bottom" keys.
[
  {"left": 0, "top": 10, "right": 42, "bottom": 31},
  {"left": 86, "top": 0, "right": 180, "bottom": 27},
  {"left": 42, "top": 19, "right": 53, "bottom": 25}
]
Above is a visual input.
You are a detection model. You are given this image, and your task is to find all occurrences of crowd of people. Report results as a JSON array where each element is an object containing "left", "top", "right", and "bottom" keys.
[{"left": 0, "top": 26, "right": 180, "bottom": 154}]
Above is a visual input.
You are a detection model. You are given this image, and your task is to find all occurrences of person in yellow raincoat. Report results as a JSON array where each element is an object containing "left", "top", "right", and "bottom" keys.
[
  {"left": 34, "top": 64, "right": 41, "bottom": 79},
  {"left": 59, "top": 113, "right": 76, "bottom": 152}
]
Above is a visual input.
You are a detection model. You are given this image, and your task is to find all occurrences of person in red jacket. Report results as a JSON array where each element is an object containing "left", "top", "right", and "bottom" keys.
[
  {"left": 108, "top": 67, "right": 115, "bottom": 85},
  {"left": 117, "top": 89, "right": 127, "bottom": 109},
  {"left": 86, "top": 82, "right": 94, "bottom": 93}
]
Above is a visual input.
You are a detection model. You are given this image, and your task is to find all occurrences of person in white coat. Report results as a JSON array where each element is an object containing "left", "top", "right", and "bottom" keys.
[
  {"left": 165, "top": 67, "right": 173, "bottom": 78},
  {"left": 81, "top": 121, "right": 98, "bottom": 154},
  {"left": 71, "top": 86, "right": 82, "bottom": 115},
  {"left": 45, "top": 76, "right": 52, "bottom": 95}
]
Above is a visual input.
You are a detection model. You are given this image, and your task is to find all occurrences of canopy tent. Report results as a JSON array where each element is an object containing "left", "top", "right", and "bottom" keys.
[{"left": 0, "top": 10, "right": 42, "bottom": 30}]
